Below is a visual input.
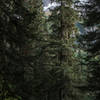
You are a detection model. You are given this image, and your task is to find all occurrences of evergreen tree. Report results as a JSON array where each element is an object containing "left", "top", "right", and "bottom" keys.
[
  {"left": 0, "top": 0, "right": 45, "bottom": 99},
  {"left": 77, "top": 0, "right": 100, "bottom": 100},
  {"left": 47, "top": 0, "right": 79, "bottom": 100}
]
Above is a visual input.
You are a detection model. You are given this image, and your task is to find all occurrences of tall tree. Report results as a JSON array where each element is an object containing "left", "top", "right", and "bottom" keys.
[
  {"left": 47, "top": 0, "right": 79, "bottom": 100},
  {"left": 0, "top": 0, "right": 45, "bottom": 100},
  {"left": 77, "top": 0, "right": 100, "bottom": 100}
]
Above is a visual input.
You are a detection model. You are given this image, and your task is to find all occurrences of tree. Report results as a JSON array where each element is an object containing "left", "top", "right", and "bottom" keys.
[
  {"left": 47, "top": 0, "right": 80, "bottom": 100},
  {"left": 0, "top": 0, "right": 45, "bottom": 100},
  {"left": 77, "top": 0, "right": 100, "bottom": 100}
]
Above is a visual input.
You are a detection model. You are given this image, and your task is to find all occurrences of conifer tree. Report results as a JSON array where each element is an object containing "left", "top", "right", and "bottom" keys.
[
  {"left": 47, "top": 0, "right": 79, "bottom": 100},
  {"left": 78, "top": 0, "right": 100, "bottom": 100},
  {"left": 0, "top": 0, "right": 45, "bottom": 100}
]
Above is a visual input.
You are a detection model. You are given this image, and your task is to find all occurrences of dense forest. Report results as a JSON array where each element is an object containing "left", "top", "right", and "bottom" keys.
[{"left": 0, "top": 0, "right": 100, "bottom": 100}]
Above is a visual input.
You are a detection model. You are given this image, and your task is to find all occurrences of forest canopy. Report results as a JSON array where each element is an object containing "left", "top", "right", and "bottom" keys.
[{"left": 0, "top": 0, "right": 100, "bottom": 100}]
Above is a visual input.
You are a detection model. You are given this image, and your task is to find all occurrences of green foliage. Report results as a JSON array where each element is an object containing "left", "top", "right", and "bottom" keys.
[
  {"left": 46, "top": 0, "right": 86, "bottom": 100},
  {"left": 0, "top": 0, "right": 45, "bottom": 99},
  {"left": 0, "top": 0, "right": 86, "bottom": 100},
  {"left": 77, "top": 0, "right": 100, "bottom": 100}
]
